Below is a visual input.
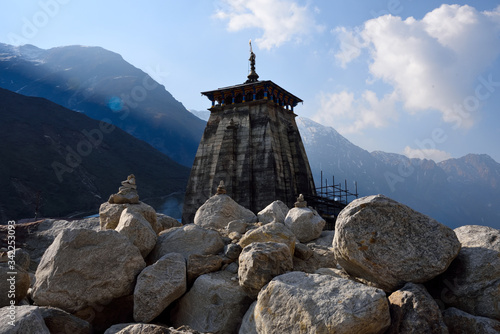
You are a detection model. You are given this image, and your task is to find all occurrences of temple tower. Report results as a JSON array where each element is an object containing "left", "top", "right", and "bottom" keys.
[{"left": 182, "top": 43, "right": 316, "bottom": 223}]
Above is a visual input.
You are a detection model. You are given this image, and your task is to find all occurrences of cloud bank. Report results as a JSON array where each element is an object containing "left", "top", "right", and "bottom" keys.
[
  {"left": 215, "top": 0, "right": 324, "bottom": 50},
  {"left": 316, "top": 4, "right": 500, "bottom": 133}
]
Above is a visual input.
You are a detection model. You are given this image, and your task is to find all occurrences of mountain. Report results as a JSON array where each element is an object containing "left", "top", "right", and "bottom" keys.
[
  {"left": 0, "top": 43, "right": 205, "bottom": 166},
  {"left": 0, "top": 87, "right": 190, "bottom": 222},
  {"left": 296, "top": 117, "right": 500, "bottom": 229}
]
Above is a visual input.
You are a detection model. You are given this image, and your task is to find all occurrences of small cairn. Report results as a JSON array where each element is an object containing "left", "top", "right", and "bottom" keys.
[
  {"left": 108, "top": 174, "right": 140, "bottom": 204},
  {"left": 294, "top": 194, "right": 307, "bottom": 208},
  {"left": 216, "top": 180, "right": 227, "bottom": 195}
]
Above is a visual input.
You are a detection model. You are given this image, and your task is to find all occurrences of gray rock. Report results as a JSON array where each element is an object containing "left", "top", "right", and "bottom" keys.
[
  {"left": 224, "top": 243, "right": 242, "bottom": 260},
  {"left": 32, "top": 229, "right": 145, "bottom": 313},
  {"left": 149, "top": 224, "right": 224, "bottom": 262},
  {"left": 442, "top": 307, "right": 500, "bottom": 334},
  {"left": 20, "top": 218, "right": 100, "bottom": 272},
  {"left": 294, "top": 242, "right": 313, "bottom": 260},
  {"left": 333, "top": 195, "right": 461, "bottom": 292},
  {"left": 39, "top": 306, "right": 91, "bottom": 334},
  {"left": 386, "top": 283, "right": 448, "bottom": 334},
  {"left": 257, "top": 200, "right": 289, "bottom": 224},
  {"left": 284, "top": 207, "right": 325, "bottom": 243},
  {"left": 238, "top": 301, "right": 258, "bottom": 334},
  {"left": 134, "top": 253, "right": 187, "bottom": 323},
  {"left": 0, "top": 305, "right": 50, "bottom": 334},
  {"left": 308, "top": 230, "right": 335, "bottom": 248},
  {"left": 194, "top": 194, "right": 257, "bottom": 231},
  {"left": 239, "top": 222, "right": 296, "bottom": 256},
  {"left": 187, "top": 253, "right": 223, "bottom": 285},
  {"left": 242, "top": 272, "right": 390, "bottom": 333},
  {"left": 238, "top": 242, "right": 293, "bottom": 298},
  {"left": 0, "top": 248, "right": 31, "bottom": 271},
  {"left": 224, "top": 262, "right": 239, "bottom": 274},
  {"left": 99, "top": 201, "right": 159, "bottom": 233},
  {"left": 172, "top": 271, "right": 253, "bottom": 334},
  {"left": 156, "top": 213, "right": 182, "bottom": 233},
  {"left": 116, "top": 208, "right": 157, "bottom": 258},
  {"left": 227, "top": 219, "right": 247, "bottom": 234},
  {"left": 106, "top": 323, "right": 196, "bottom": 333},
  {"left": 293, "top": 244, "right": 336, "bottom": 273},
  {"left": 0, "top": 263, "right": 30, "bottom": 307},
  {"left": 430, "top": 225, "right": 500, "bottom": 321}
]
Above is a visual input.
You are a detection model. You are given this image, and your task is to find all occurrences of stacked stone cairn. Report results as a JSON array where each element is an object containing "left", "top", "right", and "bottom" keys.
[{"left": 2, "top": 177, "right": 500, "bottom": 333}]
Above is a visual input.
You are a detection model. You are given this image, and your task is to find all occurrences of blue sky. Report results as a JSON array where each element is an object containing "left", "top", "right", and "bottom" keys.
[{"left": 1, "top": 0, "right": 500, "bottom": 163}]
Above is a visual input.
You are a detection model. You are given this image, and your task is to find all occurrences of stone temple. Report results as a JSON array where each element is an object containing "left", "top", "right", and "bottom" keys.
[{"left": 182, "top": 44, "right": 316, "bottom": 223}]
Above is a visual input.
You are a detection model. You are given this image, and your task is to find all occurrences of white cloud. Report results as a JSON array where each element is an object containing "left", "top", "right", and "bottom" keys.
[
  {"left": 215, "top": 0, "right": 324, "bottom": 49},
  {"left": 403, "top": 146, "right": 452, "bottom": 163},
  {"left": 332, "top": 4, "right": 500, "bottom": 128},
  {"left": 313, "top": 89, "right": 398, "bottom": 134}
]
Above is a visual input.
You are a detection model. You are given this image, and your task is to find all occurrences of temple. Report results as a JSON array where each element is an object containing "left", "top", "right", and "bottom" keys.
[{"left": 182, "top": 42, "right": 316, "bottom": 223}]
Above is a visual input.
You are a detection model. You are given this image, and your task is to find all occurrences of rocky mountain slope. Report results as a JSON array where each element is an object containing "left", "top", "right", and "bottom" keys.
[
  {"left": 297, "top": 117, "right": 500, "bottom": 229},
  {"left": 0, "top": 88, "right": 190, "bottom": 221},
  {"left": 0, "top": 43, "right": 205, "bottom": 166}
]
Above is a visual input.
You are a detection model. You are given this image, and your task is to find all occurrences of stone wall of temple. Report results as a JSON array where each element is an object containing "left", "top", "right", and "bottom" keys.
[{"left": 182, "top": 99, "right": 316, "bottom": 224}]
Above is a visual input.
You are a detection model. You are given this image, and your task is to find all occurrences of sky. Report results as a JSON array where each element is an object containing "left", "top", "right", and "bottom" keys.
[{"left": 1, "top": 0, "right": 500, "bottom": 163}]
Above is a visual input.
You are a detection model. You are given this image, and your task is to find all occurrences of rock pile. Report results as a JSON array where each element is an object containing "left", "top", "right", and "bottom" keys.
[
  {"left": 108, "top": 174, "right": 140, "bottom": 204},
  {"left": 3, "top": 182, "right": 500, "bottom": 333}
]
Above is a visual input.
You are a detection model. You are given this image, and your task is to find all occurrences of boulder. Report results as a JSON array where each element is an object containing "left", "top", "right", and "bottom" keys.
[
  {"left": 241, "top": 272, "right": 390, "bottom": 333},
  {"left": 116, "top": 208, "right": 157, "bottom": 257},
  {"left": 293, "top": 242, "right": 313, "bottom": 260},
  {"left": 227, "top": 219, "right": 247, "bottom": 234},
  {"left": 257, "top": 200, "right": 289, "bottom": 224},
  {"left": 187, "top": 254, "right": 223, "bottom": 285},
  {"left": 32, "top": 229, "right": 145, "bottom": 313},
  {"left": 148, "top": 224, "right": 224, "bottom": 262},
  {"left": 105, "top": 323, "right": 197, "bottom": 334},
  {"left": 156, "top": 213, "right": 182, "bottom": 232},
  {"left": 442, "top": 307, "right": 500, "bottom": 334},
  {"left": 308, "top": 230, "right": 335, "bottom": 248},
  {"left": 99, "top": 201, "right": 159, "bottom": 233},
  {"left": 194, "top": 194, "right": 257, "bottom": 230},
  {"left": 284, "top": 207, "right": 325, "bottom": 243},
  {"left": 0, "top": 305, "right": 49, "bottom": 334},
  {"left": 292, "top": 244, "right": 336, "bottom": 273},
  {"left": 224, "top": 243, "right": 242, "bottom": 260},
  {"left": 239, "top": 222, "right": 296, "bottom": 256},
  {"left": 428, "top": 225, "right": 500, "bottom": 321},
  {"left": 171, "top": 271, "right": 252, "bottom": 334},
  {"left": 0, "top": 263, "right": 30, "bottom": 307},
  {"left": 386, "top": 283, "right": 448, "bottom": 334},
  {"left": 333, "top": 195, "right": 461, "bottom": 292},
  {"left": 16, "top": 218, "right": 100, "bottom": 272},
  {"left": 134, "top": 253, "right": 187, "bottom": 323},
  {"left": 238, "top": 242, "right": 293, "bottom": 298},
  {"left": 39, "top": 306, "right": 91, "bottom": 334},
  {"left": 0, "top": 248, "right": 31, "bottom": 271}
]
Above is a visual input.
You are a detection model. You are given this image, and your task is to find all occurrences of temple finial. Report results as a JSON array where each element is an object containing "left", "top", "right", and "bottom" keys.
[{"left": 246, "top": 39, "right": 259, "bottom": 83}]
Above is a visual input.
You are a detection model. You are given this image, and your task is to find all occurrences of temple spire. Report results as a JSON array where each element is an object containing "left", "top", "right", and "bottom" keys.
[{"left": 246, "top": 40, "right": 259, "bottom": 83}]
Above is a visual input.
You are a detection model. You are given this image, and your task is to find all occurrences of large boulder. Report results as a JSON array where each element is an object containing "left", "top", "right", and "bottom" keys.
[
  {"left": 148, "top": 224, "right": 224, "bottom": 262},
  {"left": 241, "top": 272, "right": 390, "bottom": 333},
  {"left": 238, "top": 242, "right": 293, "bottom": 298},
  {"left": 333, "top": 195, "right": 461, "bottom": 292},
  {"left": 156, "top": 213, "right": 182, "bottom": 232},
  {"left": 32, "top": 229, "right": 145, "bottom": 313},
  {"left": 0, "top": 305, "right": 50, "bottom": 334},
  {"left": 99, "top": 201, "right": 159, "bottom": 233},
  {"left": 38, "top": 306, "right": 91, "bottom": 334},
  {"left": 292, "top": 244, "right": 336, "bottom": 273},
  {"left": 0, "top": 263, "right": 30, "bottom": 307},
  {"left": 194, "top": 194, "right": 257, "bottom": 230},
  {"left": 284, "top": 207, "right": 325, "bottom": 243},
  {"left": 134, "top": 253, "right": 187, "bottom": 323},
  {"left": 442, "top": 307, "right": 500, "bottom": 334},
  {"left": 239, "top": 222, "right": 296, "bottom": 256},
  {"left": 386, "top": 283, "right": 448, "bottom": 334},
  {"left": 428, "top": 225, "right": 500, "bottom": 321},
  {"left": 171, "top": 271, "right": 252, "bottom": 334},
  {"left": 257, "top": 200, "right": 289, "bottom": 224},
  {"left": 116, "top": 208, "right": 157, "bottom": 258}
]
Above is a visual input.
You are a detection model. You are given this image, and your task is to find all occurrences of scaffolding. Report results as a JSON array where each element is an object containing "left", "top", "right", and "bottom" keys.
[{"left": 306, "top": 172, "right": 359, "bottom": 230}]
